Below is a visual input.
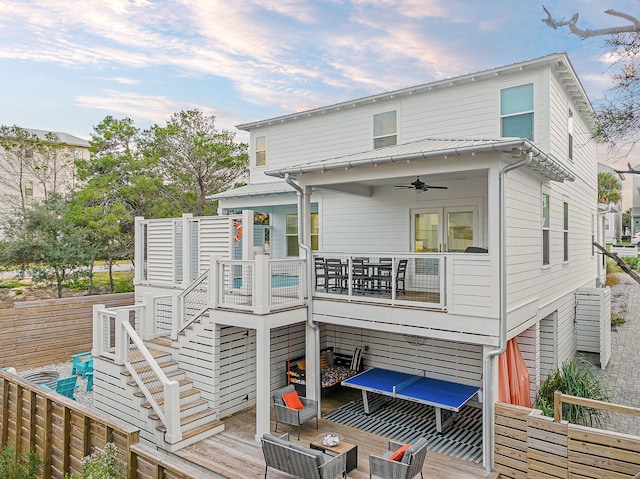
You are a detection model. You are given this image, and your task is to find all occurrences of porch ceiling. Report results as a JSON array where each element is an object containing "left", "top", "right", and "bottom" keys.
[{"left": 265, "top": 137, "right": 576, "bottom": 184}]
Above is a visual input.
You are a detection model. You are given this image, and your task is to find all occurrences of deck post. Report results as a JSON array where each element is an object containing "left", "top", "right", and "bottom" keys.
[
  {"left": 253, "top": 255, "right": 270, "bottom": 315},
  {"left": 141, "top": 293, "right": 155, "bottom": 340},
  {"left": 92, "top": 304, "right": 105, "bottom": 357},
  {"left": 114, "top": 309, "right": 129, "bottom": 365},
  {"left": 255, "top": 324, "right": 271, "bottom": 441}
]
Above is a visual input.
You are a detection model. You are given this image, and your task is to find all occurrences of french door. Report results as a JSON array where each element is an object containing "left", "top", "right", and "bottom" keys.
[{"left": 412, "top": 207, "right": 478, "bottom": 287}]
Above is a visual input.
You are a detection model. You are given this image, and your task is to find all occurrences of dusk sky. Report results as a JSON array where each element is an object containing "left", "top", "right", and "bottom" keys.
[{"left": 1, "top": 0, "right": 639, "bottom": 203}]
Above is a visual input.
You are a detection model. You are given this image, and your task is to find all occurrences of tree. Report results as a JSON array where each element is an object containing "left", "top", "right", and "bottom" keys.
[
  {"left": 0, "top": 194, "right": 93, "bottom": 298},
  {"left": 143, "top": 110, "right": 248, "bottom": 216},
  {"left": 543, "top": 7, "right": 640, "bottom": 150},
  {"left": 598, "top": 171, "right": 622, "bottom": 204}
]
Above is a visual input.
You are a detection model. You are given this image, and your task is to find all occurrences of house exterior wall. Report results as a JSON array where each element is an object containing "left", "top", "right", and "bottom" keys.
[{"left": 248, "top": 64, "right": 560, "bottom": 183}]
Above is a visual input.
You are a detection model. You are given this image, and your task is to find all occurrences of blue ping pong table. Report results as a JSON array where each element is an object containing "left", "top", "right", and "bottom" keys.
[{"left": 341, "top": 368, "right": 480, "bottom": 433}]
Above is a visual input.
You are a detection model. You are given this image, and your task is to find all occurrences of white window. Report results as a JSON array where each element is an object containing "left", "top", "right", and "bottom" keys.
[
  {"left": 73, "top": 149, "right": 84, "bottom": 160},
  {"left": 501, "top": 83, "right": 534, "bottom": 140},
  {"left": 256, "top": 136, "right": 266, "bottom": 166},
  {"left": 286, "top": 213, "right": 319, "bottom": 257},
  {"left": 563, "top": 201, "right": 569, "bottom": 262},
  {"left": 25, "top": 181, "right": 33, "bottom": 197},
  {"left": 373, "top": 110, "right": 397, "bottom": 148},
  {"left": 542, "top": 193, "right": 550, "bottom": 265}
]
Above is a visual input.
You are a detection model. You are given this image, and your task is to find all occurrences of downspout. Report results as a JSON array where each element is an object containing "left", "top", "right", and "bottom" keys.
[
  {"left": 284, "top": 174, "right": 321, "bottom": 408},
  {"left": 484, "top": 151, "right": 532, "bottom": 471}
]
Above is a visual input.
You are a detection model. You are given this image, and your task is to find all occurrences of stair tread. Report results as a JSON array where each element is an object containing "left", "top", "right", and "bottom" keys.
[
  {"left": 133, "top": 378, "right": 192, "bottom": 397},
  {"left": 148, "top": 398, "right": 208, "bottom": 420},
  {"left": 142, "top": 389, "right": 201, "bottom": 409},
  {"left": 121, "top": 360, "right": 177, "bottom": 376},
  {"left": 128, "top": 370, "right": 184, "bottom": 387},
  {"left": 156, "top": 409, "right": 218, "bottom": 432}
]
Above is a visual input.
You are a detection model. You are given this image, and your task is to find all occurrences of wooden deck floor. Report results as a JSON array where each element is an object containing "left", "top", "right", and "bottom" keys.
[{"left": 175, "top": 389, "right": 493, "bottom": 479}]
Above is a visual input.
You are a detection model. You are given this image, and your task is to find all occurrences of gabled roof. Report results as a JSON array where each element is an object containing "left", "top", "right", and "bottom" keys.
[
  {"left": 237, "top": 52, "right": 595, "bottom": 132},
  {"left": 265, "top": 137, "right": 576, "bottom": 183}
]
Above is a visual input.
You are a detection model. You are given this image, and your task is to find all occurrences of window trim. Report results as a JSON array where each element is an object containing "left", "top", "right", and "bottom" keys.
[
  {"left": 568, "top": 109, "right": 574, "bottom": 161},
  {"left": 25, "top": 181, "right": 33, "bottom": 197}
]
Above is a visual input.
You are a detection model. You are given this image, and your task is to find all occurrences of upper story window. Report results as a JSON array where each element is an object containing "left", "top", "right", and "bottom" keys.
[
  {"left": 500, "top": 83, "right": 534, "bottom": 140},
  {"left": 255, "top": 136, "right": 266, "bottom": 166},
  {"left": 542, "top": 193, "right": 550, "bottom": 266},
  {"left": 73, "top": 149, "right": 84, "bottom": 160},
  {"left": 373, "top": 110, "right": 397, "bottom": 149},
  {"left": 25, "top": 181, "right": 33, "bottom": 197}
]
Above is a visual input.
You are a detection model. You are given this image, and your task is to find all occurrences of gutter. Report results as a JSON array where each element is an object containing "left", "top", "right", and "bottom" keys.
[
  {"left": 483, "top": 152, "right": 532, "bottom": 471},
  {"left": 284, "top": 174, "right": 321, "bottom": 408}
]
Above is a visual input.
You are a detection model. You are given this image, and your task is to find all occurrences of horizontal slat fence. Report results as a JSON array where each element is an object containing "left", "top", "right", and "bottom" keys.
[
  {"left": 0, "top": 371, "right": 210, "bottom": 479},
  {"left": 0, "top": 293, "right": 134, "bottom": 370},
  {"left": 495, "top": 402, "right": 640, "bottom": 479}
]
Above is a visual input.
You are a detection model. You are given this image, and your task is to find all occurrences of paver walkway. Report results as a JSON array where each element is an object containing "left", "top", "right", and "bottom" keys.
[{"left": 584, "top": 273, "right": 640, "bottom": 436}]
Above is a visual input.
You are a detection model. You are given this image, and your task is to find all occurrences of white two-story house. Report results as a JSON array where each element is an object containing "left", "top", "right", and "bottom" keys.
[{"left": 91, "top": 52, "right": 600, "bottom": 470}]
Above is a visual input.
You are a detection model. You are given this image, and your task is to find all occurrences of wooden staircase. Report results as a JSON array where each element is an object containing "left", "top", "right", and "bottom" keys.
[{"left": 122, "top": 338, "right": 224, "bottom": 451}]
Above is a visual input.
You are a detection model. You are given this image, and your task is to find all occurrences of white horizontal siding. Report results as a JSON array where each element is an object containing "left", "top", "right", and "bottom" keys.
[
  {"left": 516, "top": 325, "right": 539, "bottom": 403},
  {"left": 269, "top": 323, "right": 305, "bottom": 391},
  {"left": 218, "top": 326, "right": 256, "bottom": 418},
  {"left": 539, "top": 312, "right": 556, "bottom": 379}
]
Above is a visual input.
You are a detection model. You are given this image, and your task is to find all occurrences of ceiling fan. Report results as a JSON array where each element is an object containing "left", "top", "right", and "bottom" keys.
[{"left": 394, "top": 176, "right": 448, "bottom": 192}]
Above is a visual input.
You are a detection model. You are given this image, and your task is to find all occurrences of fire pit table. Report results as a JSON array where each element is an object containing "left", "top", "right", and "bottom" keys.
[{"left": 23, "top": 371, "right": 60, "bottom": 390}]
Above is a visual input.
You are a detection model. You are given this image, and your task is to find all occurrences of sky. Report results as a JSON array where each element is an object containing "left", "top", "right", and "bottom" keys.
[{"left": 0, "top": 0, "right": 639, "bottom": 204}]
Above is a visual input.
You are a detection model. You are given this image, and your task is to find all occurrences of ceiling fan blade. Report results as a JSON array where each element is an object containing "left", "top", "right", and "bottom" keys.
[{"left": 424, "top": 185, "right": 448, "bottom": 190}]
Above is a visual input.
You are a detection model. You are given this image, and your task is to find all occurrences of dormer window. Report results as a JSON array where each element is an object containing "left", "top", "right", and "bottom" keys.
[
  {"left": 500, "top": 83, "right": 534, "bottom": 140},
  {"left": 373, "top": 110, "right": 397, "bottom": 148}
]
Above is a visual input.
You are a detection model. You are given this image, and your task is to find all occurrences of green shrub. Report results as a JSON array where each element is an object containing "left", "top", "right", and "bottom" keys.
[
  {"left": 0, "top": 281, "right": 23, "bottom": 289},
  {"left": 611, "top": 312, "right": 626, "bottom": 328},
  {"left": 65, "top": 443, "right": 124, "bottom": 479},
  {"left": 0, "top": 445, "right": 42, "bottom": 479},
  {"left": 536, "top": 359, "right": 609, "bottom": 427}
]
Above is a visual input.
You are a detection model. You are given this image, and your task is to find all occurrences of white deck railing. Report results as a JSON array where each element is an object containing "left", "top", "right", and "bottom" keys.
[{"left": 93, "top": 305, "right": 182, "bottom": 443}]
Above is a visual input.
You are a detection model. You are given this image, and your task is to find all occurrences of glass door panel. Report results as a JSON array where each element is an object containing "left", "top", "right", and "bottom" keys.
[
  {"left": 413, "top": 211, "right": 441, "bottom": 278},
  {"left": 446, "top": 210, "right": 474, "bottom": 252}
]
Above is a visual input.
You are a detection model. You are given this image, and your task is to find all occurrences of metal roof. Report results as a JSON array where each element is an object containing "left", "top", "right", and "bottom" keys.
[
  {"left": 207, "top": 181, "right": 295, "bottom": 200},
  {"left": 264, "top": 137, "right": 576, "bottom": 183},
  {"left": 25, "top": 128, "right": 90, "bottom": 147}
]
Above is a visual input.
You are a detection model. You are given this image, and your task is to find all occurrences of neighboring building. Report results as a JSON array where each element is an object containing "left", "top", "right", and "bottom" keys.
[
  {"left": 92, "top": 53, "right": 604, "bottom": 471},
  {"left": 0, "top": 127, "right": 89, "bottom": 218},
  {"left": 598, "top": 163, "right": 623, "bottom": 244}
]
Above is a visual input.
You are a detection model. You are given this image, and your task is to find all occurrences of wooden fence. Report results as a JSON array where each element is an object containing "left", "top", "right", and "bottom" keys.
[
  {"left": 0, "top": 293, "right": 134, "bottom": 370},
  {"left": 0, "top": 370, "right": 210, "bottom": 479},
  {"left": 495, "top": 399, "right": 640, "bottom": 479}
]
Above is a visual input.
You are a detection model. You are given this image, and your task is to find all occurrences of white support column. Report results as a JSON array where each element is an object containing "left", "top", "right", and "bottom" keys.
[
  {"left": 114, "top": 309, "right": 130, "bottom": 366},
  {"left": 253, "top": 255, "right": 270, "bottom": 315},
  {"left": 304, "top": 322, "right": 320, "bottom": 401},
  {"left": 163, "top": 381, "right": 183, "bottom": 443},
  {"left": 241, "top": 209, "right": 254, "bottom": 261},
  {"left": 255, "top": 324, "right": 271, "bottom": 441},
  {"left": 482, "top": 344, "right": 498, "bottom": 470},
  {"left": 92, "top": 304, "right": 105, "bottom": 357},
  {"left": 141, "top": 292, "right": 155, "bottom": 340},
  {"left": 209, "top": 255, "right": 220, "bottom": 309}
]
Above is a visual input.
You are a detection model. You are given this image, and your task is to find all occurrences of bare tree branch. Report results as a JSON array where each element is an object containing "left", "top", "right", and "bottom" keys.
[{"left": 543, "top": 6, "right": 640, "bottom": 39}]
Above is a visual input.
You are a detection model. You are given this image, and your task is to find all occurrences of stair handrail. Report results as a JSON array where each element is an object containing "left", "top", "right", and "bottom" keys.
[
  {"left": 120, "top": 319, "right": 182, "bottom": 443},
  {"left": 175, "top": 268, "right": 211, "bottom": 339}
]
